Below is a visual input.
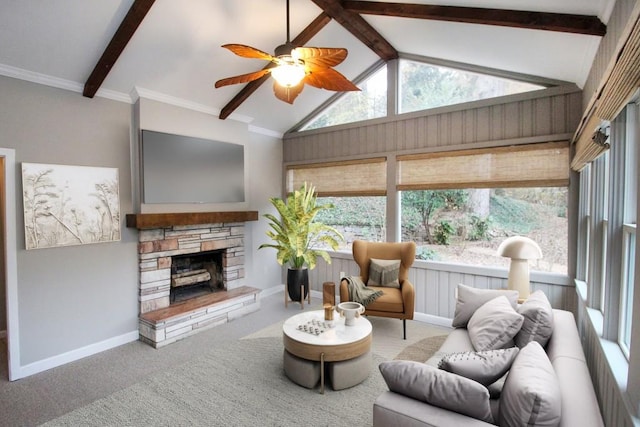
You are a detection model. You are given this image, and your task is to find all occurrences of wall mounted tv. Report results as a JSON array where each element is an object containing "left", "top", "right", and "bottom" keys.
[{"left": 141, "top": 129, "right": 245, "bottom": 204}]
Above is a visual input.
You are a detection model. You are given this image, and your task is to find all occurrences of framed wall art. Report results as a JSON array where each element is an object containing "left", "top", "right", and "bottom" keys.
[{"left": 21, "top": 163, "right": 121, "bottom": 250}]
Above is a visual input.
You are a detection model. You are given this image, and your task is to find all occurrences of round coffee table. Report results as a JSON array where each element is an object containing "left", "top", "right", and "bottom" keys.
[{"left": 282, "top": 309, "right": 372, "bottom": 393}]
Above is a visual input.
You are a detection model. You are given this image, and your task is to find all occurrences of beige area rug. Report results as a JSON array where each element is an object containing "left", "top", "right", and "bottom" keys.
[
  {"left": 242, "top": 308, "right": 451, "bottom": 360},
  {"left": 394, "top": 334, "right": 448, "bottom": 362}
]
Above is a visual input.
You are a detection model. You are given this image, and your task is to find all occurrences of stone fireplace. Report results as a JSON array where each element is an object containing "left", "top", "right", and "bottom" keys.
[{"left": 126, "top": 211, "right": 260, "bottom": 347}]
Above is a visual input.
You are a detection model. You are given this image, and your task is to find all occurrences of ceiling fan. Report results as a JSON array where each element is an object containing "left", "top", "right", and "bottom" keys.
[{"left": 214, "top": 0, "right": 360, "bottom": 104}]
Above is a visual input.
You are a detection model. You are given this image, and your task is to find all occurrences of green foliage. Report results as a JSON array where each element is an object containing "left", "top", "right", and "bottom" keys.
[
  {"left": 490, "top": 194, "right": 539, "bottom": 234},
  {"left": 259, "top": 183, "right": 344, "bottom": 269},
  {"left": 402, "top": 190, "right": 468, "bottom": 242},
  {"left": 468, "top": 215, "right": 491, "bottom": 241},
  {"left": 434, "top": 220, "right": 455, "bottom": 245},
  {"left": 416, "top": 246, "right": 440, "bottom": 261}
]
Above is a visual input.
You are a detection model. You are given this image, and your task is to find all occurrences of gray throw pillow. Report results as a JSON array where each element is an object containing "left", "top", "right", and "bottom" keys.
[
  {"left": 379, "top": 360, "right": 494, "bottom": 423},
  {"left": 438, "top": 347, "right": 519, "bottom": 386},
  {"left": 468, "top": 296, "right": 524, "bottom": 351},
  {"left": 499, "top": 341, "right": 561, "bottom": 427},
  {"left": 452, "top": 284, "right": 519, "bottom": 328},
  {"left": 515, "top": 290, "right": 554, "bottom": 348},
  {"left": 367, "top": 258, "right": 401, "bottom": 288}
]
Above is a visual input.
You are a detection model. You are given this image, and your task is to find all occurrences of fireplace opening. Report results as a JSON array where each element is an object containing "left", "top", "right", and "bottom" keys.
[{"left": 170, "top": 250, "right": 225, "bottom": 303}]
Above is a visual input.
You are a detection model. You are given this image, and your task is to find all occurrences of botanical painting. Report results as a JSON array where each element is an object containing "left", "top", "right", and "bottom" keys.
[{"left": 22, "top": 163, "right": 120, "bottom": 250}]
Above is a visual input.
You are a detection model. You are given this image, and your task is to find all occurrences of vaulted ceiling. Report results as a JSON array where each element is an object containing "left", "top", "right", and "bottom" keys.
[{"left": 0, "top": 0, "right": 615, "bottom": 135}]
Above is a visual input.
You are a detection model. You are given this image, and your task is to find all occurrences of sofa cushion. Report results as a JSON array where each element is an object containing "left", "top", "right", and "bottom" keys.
[
  {"left": 368, "top": 258, "right": 401, "bottom": 288},
  {"left": 453, "top": 284, "right": 519, "bottom": 328},
  {"left": 379, "top": 360, "right": 494, "bottom": 423},
  {"left": 438, "top": 347, "right": 519, "bottom": 386},
  {"left": 515, "top": 290, "right": 554, "bottom": 348},
  {"left": 468, "top": 296, "right": 524, "bottom": 351},
  {"left": 499, "top": 341, "right": 561, "bottom": 427},
  {"left": 363, "top": 286, "right": 404, "bottom": 313}
]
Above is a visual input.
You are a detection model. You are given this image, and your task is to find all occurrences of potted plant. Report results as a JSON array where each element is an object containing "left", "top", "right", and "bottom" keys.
[{"left": 259, "top": 183, "right": 344, "bottom": 303}]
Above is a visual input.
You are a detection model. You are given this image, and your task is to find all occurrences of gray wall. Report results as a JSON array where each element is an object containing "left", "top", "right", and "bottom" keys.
[
  {"left": 0, "top": 76, "right": 284, "bottom": 371},
  {"left": 284, "top": 85, "right": 581, "bottom": 163},
  {"left": 0, "top": 76, "right": 138, "bottom": 365}
]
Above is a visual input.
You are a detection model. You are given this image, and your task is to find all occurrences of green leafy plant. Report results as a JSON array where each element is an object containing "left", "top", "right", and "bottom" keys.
[
  {"left": 468, "top": 215, "right": 491, "bottom": 241},
  {"left": 416, "top": 247, "right": 440, "bottom": 261},
  {"left": 259, "top": 183, "right": 344, "bottom": 270},
  {"left": 434, "top": 220, "right": 455, "bottom": 245}
]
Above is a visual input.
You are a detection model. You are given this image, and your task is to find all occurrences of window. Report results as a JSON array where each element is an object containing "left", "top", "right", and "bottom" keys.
[
  {"left": 577, "top": 164, "right": 591, "bottom": 282},
  {"left": 314, "top": 196, "right": 387, "bottom": 250},
  {"left": 398, "top": 59, "right": 544, "bottom": 114},
  {"left": 576, "top": 102, "right": 637, "bottom": 352},
  {"left": 301, "top": 66, "right": 387, "bottom": 130},
  {"left": 620, "top": 224, "right": 636, "bottom": 358},
  {"left": 287, "top": 159, "right": 387, "bottom": 250},
  {"left": 395, "top": 142, "right": 569, "bottom": 271},
  {"left": 400, "top": 188, "right": 567, "bottom": 272}
]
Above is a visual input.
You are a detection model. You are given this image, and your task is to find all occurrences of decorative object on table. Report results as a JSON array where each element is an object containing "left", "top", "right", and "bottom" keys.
[
  {"left": 259, "top": 182, "right": 344, "bottom": 308},
  {"left": 497, "top": 236, "right": 543, "bottom": 301},
  {"left": 339, "top": 240, "right": 416, "bottom": 339},
  {"left": 322, "top": 281, "right": 336, "bottom": 306},
  {"left": 296, "top": 318, "right": 335, "bottom": 336},
  {"left": 324, "top": 303, "right": 334, "bottom": 321},
  {"left": 337, "top": 301, "right": 365, "bottom": 326},
  {"left": 21, "top": 162, "right": 120, "bottom": 250}
]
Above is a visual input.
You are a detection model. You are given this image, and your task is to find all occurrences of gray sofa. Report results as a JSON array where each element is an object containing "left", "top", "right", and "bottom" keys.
[{"left": 373, "top": 309, "right": 604, "bottom": 426}]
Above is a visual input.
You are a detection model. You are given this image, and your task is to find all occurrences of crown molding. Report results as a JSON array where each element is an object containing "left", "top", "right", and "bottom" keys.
[{"left": 0, "top": 63, "right": 132, "bottom": 103}]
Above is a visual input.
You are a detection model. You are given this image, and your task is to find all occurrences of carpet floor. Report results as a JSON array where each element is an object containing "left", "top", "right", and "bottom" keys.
[
  {"left": 1, "top": 293, "right": 451, "bottom": 427},
  {"left": 41, "top": 336, "right": 449, "bottom": 426}
]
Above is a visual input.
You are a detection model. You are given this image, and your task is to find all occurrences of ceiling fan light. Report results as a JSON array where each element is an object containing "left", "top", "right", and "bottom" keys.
[{"left": 272, "top": 56, "right": 305, "bottom": 87}]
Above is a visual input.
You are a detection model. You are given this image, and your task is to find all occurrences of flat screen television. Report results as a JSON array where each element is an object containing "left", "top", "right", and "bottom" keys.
[{"left": 140, "top": 129, "right": 245, "bottom": 204}]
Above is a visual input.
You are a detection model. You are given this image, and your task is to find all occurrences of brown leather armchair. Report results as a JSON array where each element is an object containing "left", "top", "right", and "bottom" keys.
[{"left": 340, "top": 240, "right": 416, "bottom": 339}]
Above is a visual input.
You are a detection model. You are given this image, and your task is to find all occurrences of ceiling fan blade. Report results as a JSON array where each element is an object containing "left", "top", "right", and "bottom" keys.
[
  {"left": 295, "top": 47, "right": 348, "bottom": 68},
  {"left": 304, "top": 68, "right": 360, "bottom": 92},
  {"left": 215, "top": 69, "right": 272, "bottom": 88},
  {"left": 273, "top": 81, "right": 304, "bottom": 104},
  {"left": 221, "top": 44, "right": 276, "bottom": 61}
]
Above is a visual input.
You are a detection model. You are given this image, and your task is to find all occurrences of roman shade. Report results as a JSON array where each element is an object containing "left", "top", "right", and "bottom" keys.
[
  {"left": 571, "top": 10, "right": 640, "bottom": 171},
  {"left": 286, "top": 157, "right": 386, "bottom": 196},
  {"left": 397, "top": 142, "right": 569, "bottom": 190}
]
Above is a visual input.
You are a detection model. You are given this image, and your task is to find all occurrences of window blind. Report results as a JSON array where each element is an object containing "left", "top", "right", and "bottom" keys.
[
  {"left": 397, "top": 142, "right": 569, "bottom": 190},
  {"left": 571, "top": 11, "right": 640, "bottom": 170},
  {"left": 286, "top": 157, "right": 387, "bottom": 196}
]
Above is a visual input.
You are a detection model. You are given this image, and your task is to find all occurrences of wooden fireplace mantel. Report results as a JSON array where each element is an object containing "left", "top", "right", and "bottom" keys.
[{"left": 125, "top": 211, "right": 259, "bottom": 229}]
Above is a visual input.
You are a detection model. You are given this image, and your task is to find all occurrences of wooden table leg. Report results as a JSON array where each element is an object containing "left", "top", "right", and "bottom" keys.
[{"left": 320, "top": 352, "right": 325, "bottom": 394}]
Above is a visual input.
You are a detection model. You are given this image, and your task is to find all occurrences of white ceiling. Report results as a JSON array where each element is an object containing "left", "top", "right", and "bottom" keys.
[{"left": 0, "top": 0, "right": 616, "bottom": 135}]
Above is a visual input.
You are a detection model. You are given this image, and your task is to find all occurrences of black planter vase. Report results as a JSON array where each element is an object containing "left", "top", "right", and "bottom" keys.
[{"left": 287, "top": 267, "right": 309, "bottom": 302}]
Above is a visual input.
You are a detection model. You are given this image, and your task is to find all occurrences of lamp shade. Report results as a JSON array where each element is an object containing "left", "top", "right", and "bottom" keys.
[
  {"left": 497, "top": 236, "right": 542, "bottom": 301},
  {"left": 271, "top": 56, "right": 305, "bottom": 87},
  {"left": 497, "top": 236, "right": 542, "bottom": 260}
]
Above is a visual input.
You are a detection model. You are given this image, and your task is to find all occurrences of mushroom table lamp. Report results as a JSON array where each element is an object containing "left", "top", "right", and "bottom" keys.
[{"left": 497, "top": 236, "right": 542, "bottom": 301}]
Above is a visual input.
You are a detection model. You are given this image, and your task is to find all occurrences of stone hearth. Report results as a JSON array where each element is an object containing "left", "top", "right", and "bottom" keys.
[{"left": 127, "top": 212, "right": 260, "bottom": 347}]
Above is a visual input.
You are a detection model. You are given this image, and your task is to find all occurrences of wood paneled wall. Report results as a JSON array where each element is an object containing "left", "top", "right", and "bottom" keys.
[
  {"left": 284, "top": 85, "right": 582, "bottom": 163},
  {"left": 576, "top": 286, "right": 636, "bottom": 427},
  {"left": 308, "top": 252, "right": 575, "bottom": 318}
]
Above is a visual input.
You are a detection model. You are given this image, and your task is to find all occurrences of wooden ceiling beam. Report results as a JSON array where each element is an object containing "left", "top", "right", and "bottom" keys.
[
  {"left": 311, "top": 0, "right": 398, "bottom": 61},
  {"left": 343, "top": 1, "right": 606, "bottom": 37},
  {"left": 83, "top": 0, "right": 155, "bottom": 98},
  {"left": 219, "top": 12, "right": 332, "bottom": 120}
]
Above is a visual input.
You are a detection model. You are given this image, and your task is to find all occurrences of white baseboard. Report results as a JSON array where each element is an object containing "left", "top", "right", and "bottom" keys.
[
  {"left": 260, "top": 285, "right": 284, "bottom": 298},
  {"left": 413, "top": 312, "right": 453, "bottom": 328},
  {"left": 13, "top": 330, "right": 139, "bottom": 380},
  {"left": 0, "top": 330, "right": 6, "bottom": 339}
]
